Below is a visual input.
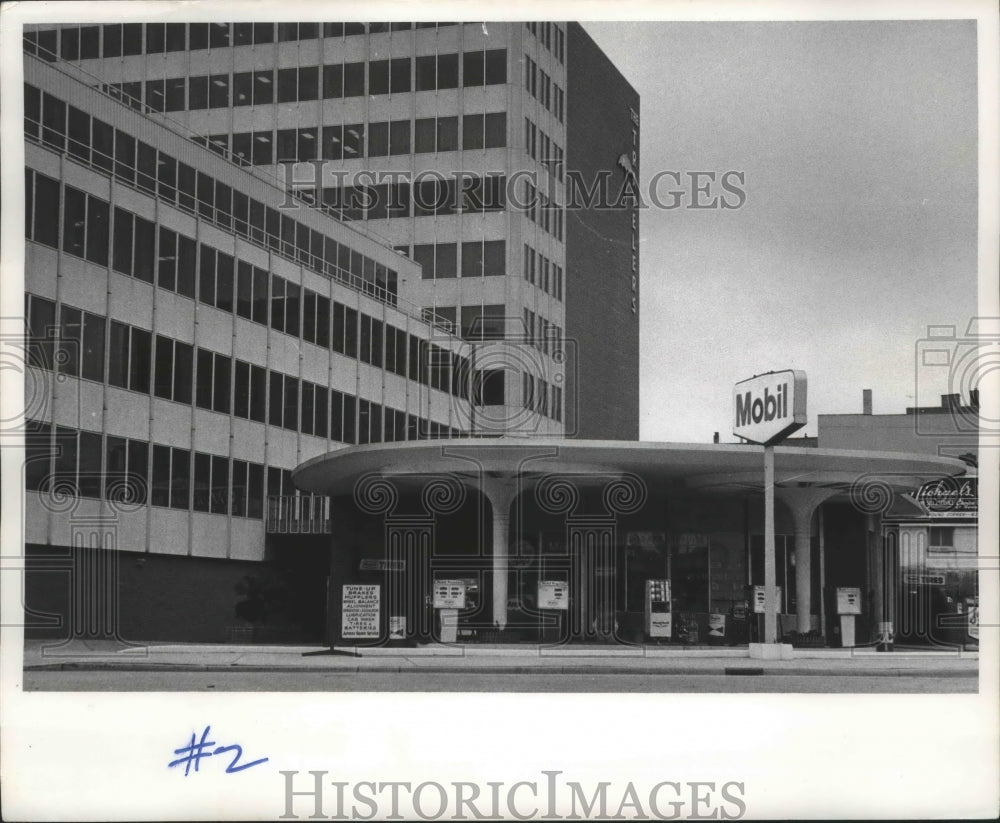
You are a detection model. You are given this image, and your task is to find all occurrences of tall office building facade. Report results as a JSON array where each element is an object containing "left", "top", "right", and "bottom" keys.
[{"left": 20, "top": 21, "right": 640, "bottom": 642}]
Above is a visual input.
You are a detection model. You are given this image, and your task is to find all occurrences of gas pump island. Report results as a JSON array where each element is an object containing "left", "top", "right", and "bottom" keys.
[{"left": 733, "top": 370, "right": 808, "bottom": 659}]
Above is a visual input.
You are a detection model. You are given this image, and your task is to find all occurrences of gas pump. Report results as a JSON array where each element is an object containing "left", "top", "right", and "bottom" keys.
[
  {"left": 538, "top": 579, "right": 569, "bottom": 642},
  {"left": 835, "top": 587, "right": 861, "bottom": 647},
  {"left": 433, "top": 579, "right": 466, "bottom": 643},
  {"left": 645, "top": 579, "right": 671, "bottom": 640}
]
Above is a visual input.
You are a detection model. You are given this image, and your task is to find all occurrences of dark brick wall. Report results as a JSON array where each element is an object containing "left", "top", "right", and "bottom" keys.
[
  {"left": 565, "top": 22, "right": 640, "bottom": 440},
  {"left": 24, "top": 542, "right": 328, "bottom": 643}
]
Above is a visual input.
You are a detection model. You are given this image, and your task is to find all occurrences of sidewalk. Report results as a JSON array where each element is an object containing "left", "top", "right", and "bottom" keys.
[{"left": 20, "top": 639, "right": 979, "bottom": 678}]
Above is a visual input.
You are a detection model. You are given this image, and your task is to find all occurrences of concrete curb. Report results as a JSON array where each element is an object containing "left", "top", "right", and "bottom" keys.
[{"left": 22, "top": 662, "right": 978, "bottom": 677}]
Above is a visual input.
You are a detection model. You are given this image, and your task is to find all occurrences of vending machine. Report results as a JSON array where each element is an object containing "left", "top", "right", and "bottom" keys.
[{"left": 645, "top": 579, "right": 671, "bottom": 639}]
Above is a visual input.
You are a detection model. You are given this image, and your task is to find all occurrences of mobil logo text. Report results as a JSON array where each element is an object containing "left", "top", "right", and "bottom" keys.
[{"left": 733, "top": 370, "right": 807, "bottom": 446}]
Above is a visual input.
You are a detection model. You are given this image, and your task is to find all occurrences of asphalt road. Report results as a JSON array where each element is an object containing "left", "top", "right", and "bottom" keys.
[{"left": 21, "top": 670, "right": 976, "bottom": 692}]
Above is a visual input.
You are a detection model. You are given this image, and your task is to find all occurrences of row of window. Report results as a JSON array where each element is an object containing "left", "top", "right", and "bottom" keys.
[
  {"left": 523, "top": 308, "right": 564, "bottom": 358},
  {"left": 25, "top": 287, "right": 485, "bottom": 421},
  {"left": 525, "top": 22, "right": 566, "bottom": 65},
  {"left": 28, "top": 177, "right": 516, "bottom": 399},
  {"left": 29, "top": 172, "right": 409, "bottom": 348},
  {"left": 417, "top": 303, "right": 563, "bottom": 357},
  {"left": 199, "top": 112, "right": 506, "bottom": 167},
  {"left": 24, "top": 23, "right": 464, "bottom": 62},
  {"left": 523, "top": 243, "right": 564, "bottom": 301},
  {"left": 411, "top": 240, "right": 507, "bottom": 280},
  {"left": 522, "top": 372, "right": 563, "bottom": 422},
  {"left": 24, "top": 87, "right": 402, "bottom": 305},
  {"left": 525, "top": 116, "right": 565, "bottom": 181},
  {"left": 522, "top": 181, "right": 565, "bottom": 241},
  {"left": 103, "top": 50, "right": 507, "bottom": 115},
  {"left": 419, "top": 305, "right": 504, "bottom": 342},
  {"left": 524, "top": 54, "right": 564, "bottom": 123},
  {"left": 25, "top": 420, "right": 269, "bottom": 517},
  {"left": 26, "top": 170, "right": 400, "bottom": 334},
  {"left": 26, "top": 298, "right": 482, "bottom": 454},
  {"left": 300, "top": 176, "right": 507, "bottom": 223}
]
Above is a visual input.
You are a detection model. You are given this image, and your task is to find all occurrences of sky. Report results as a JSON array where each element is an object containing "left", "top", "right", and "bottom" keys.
[{"left": 582, "top": 20, "right": 980, "bottom": 442}]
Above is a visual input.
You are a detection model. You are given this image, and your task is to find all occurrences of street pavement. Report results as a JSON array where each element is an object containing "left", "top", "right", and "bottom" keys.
[
  {"left": 20, "top": 668, "right": 977, "bottom": 692},
  {"left": 19, "top": 638, "right": 979, "bottom": 679}
]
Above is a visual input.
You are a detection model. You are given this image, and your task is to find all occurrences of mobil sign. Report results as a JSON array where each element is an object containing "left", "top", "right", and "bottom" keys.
[{"left": 733, "top": 370, "right": 807, "bottom": 445}]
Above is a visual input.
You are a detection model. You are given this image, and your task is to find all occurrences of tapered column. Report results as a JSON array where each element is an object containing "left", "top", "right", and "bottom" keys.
[
  {"left": 481, "top": 476, "right": 518, "bottom": 630},
  {"left": 792, "top": 514, "right": 812, "bottom": 635},
  {"left": 777, "top": 488, "right": 838, "bottom": 635}
]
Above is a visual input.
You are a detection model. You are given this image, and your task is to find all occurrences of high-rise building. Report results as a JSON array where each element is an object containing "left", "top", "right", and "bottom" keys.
[{"left": 20, "top": 21, "right": 641, "bottom": 642}]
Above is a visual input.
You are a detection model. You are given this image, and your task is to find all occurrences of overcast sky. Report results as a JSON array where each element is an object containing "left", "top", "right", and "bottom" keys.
[{"left": 582, "top": 20, "right": 979, "bottom": 442}]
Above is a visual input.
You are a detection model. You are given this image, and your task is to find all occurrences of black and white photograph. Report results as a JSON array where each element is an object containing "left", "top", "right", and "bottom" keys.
[{"left": 1, "top": 1, "right": 997, "bottom": 820}]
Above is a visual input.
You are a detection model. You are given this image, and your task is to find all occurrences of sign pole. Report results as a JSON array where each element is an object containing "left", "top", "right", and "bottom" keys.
[
  {"left": 764, "top": 444, "right": 777, "bottom": 644},
  {"left": 733, "top": 369, "right": 807, "bottom": 650}
]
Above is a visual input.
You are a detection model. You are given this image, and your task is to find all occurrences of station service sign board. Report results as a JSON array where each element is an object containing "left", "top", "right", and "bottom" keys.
[
  {"left": 433, "top": 580, "right": 467, "bottom": 609},
  {"left": 538, "top": 580, "right": 569, "bottom": 610},
  {"left": 733, "top": 370, "right": 807, "bottom": 445},
  {"left": 342, "top": 584, "right": 380, "bottom": 639}
]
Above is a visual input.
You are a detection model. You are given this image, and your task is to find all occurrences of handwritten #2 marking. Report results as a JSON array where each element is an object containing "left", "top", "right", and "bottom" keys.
[{"left": 168, "top": 725, "right": 269, "bottom": 776}]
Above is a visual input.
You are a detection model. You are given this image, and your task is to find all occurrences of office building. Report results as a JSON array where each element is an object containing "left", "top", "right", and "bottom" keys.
[{"left": 20, "top": 20, "right": 641, "bottom": 643}]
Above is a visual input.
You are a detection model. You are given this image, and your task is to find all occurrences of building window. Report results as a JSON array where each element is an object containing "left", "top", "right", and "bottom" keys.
[
  {"left": 26, "top": 172, "right": 59, "bottom": 249},
  {"left": 437, "top": 116, "right": 458, "bottom": 152},
  {"left": 25, "top": 294, "right": 56, "bottom": 370},
  {"left": 231, "top": 459, "right": 249, "bottom": 517},
  {"left": 152, "top": 336, "right": 193, "bottom": 405},
  {"left": 41, "top": 93, "right": 66, "bottom": 152},
  {"left": 389, "top": 119, "right": 411, "bottom": 155},
  {"left": 929, "top": 527, "right": 955, "bottom": 550},
  {"left": 195, "top": 348, "right": 232, "bottom": 414},
  {"left": 104, "top": 435, "right": 148, "bottom": 504},
  {"left": 475, "top": 369, "right": 506, "bottom": 406},
  {"left": 463, "top": 50, "right": 485, "bottom": 87},
  {"left": 415, "top": 55, "right": 436, "bottom": 91},
  {"left": 369, "top": 60, "right": 390, "bottom": 96},
  {"left": 60, "top": 27, "right": 81, "bottom": 60},
  {"left": 233, "top": 359, "right": 267, "bottom": 423},
  {"left": 282, "top": 374, "right": 299, "bottom": 431},
  {"left": 108, "top": 323, "right": 151, "bottom": 394},
  {"left": 464, "top": 49, "right": 507, "bottom": 87},
  {"left": 344, "top": 62, "right": 366, "bottom": 96},
  {"left": 24, "top": 84, "right": 41, "bottom": 142},
  {"left": 209, "top": 23, "right": 230, "bottom": 48},
  {"left": 188, "top": 76, "right": 208, "bottom": 110},
  {"left": 414, "top": 118, "right": 436, "bottom": 154},
  {"left": 484, "top": 240, "right": 505, "bottom": 277},
  {"left": 463, "top": 112, "right": 506, "bottom": 150},
  {"left": 150, "top": 445, "right": 190, "bottom": 510},
  {"left": 55, "top": 305, "right": 104, "bottom": 383},
  {"left": 233, "top": 72, "right": 253, "bottom": 106},
  {"left": 323, "top": 64, "right": 343, "bottom": 99},
  {"left": 193, "top": 452, "right": 229, "bottom": 514}
]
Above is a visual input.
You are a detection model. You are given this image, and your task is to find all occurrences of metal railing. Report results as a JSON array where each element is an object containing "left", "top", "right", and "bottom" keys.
[{"left": 265, "top": 494, "right": 332, "bottom": 534}]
